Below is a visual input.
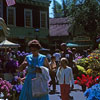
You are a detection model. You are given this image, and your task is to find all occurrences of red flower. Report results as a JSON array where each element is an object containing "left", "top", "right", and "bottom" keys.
[
  {"left": 95, "top": 57, "right": 98, "bottom": 59},
  {"left": 77, "top": 77, "right": 81, "bottom": 81},
  {"left": 75, "top": 74, "right": 94, "bottom": 87},
  {"left": 74, "top": 80, "right": 78, "bottom": 84},
  {"left": 95, "top": 76, "right": 100, "bottom": 83}
]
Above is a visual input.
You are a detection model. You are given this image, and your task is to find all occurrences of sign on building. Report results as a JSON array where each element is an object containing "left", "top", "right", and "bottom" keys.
[{"left": 73, "top": 36, "right": 91, "bottom": 41}]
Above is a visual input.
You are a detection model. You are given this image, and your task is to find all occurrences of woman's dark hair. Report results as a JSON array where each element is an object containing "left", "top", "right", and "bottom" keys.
[
  {"left": 28, "top": 39, "right": 41, "bottom": 50},
  {"left": 51, "top": 55, "right": 56, "bottom": 59}
]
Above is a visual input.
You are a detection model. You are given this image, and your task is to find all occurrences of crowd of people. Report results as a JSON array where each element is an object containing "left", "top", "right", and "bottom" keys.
[{"left": 0, "top": 39, "right": 93, "bottom": 100}]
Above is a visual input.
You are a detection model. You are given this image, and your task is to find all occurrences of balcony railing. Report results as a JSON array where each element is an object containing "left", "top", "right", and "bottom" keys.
[{"left": 16, "top": 0, "right": 50, "bottom": 4}]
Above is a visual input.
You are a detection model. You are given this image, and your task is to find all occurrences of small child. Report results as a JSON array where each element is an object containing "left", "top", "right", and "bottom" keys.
[{"left": 56, "top": 57, "right": 74, "bottom": 100}]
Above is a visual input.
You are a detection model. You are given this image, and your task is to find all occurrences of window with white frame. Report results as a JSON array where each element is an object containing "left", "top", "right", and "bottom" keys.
[
  {"left": 7, "top": 7, "right": 16, "bottom": 25},
  {"left": 24, "top": 9, "right": 32, "bottom": 27},
  {"left": 0, "top": 0, "right": 3, "bottom": 17},
  {"left": 40, "top": 11, "right": 47, "bottom": 28}
]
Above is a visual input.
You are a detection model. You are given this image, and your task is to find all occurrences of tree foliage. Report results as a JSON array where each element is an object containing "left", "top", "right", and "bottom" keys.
[
  {"left": 68, "top": 0, "right": 100, "bottom": 37},
  {"left": 53, "top": 0, "right": 63, "bottom": 17},
  {"left": 53, "top": 0, "right": 100, "bottom": 39}
]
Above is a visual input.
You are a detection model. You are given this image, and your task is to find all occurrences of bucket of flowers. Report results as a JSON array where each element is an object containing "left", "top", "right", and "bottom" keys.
[
  {"left": 3, "top": 58, "right": 19, "bottom": 82},
  {"left": 12, "top": 84, "right": 23, "bottom": 100},
  {"left": 11, "top": 76, "right": 23, "bottom": 100},
  {"left": 74, "top": 74, "right": 94, "bottom": 92},
  {"left": 0, "top": 78, "right": 12, "bottom": 100}
]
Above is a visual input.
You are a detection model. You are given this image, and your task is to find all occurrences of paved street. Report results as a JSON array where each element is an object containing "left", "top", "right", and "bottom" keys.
[
  {"left": 49, "top": 84, "right": 87, "bottom": 100},
  {"left": 0, "top": 84, "right": 87, "bottom": 100}
]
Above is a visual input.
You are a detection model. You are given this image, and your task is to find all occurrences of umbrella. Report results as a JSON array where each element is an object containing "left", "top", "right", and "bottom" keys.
[
  {"left": 0, "top": 39, "right": 20, "bottom": 48},
  {"left": 40, "top": 48, "right": 50, "bottom": 51}
]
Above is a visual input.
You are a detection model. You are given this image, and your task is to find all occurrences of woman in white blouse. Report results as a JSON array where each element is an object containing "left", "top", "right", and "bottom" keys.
[{"left": 56, "top": 57, "right": 74, "bottom": 100}]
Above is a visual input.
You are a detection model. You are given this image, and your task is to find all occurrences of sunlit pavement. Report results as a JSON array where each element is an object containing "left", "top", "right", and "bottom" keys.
[{"left": 49, "top": 84, "right": 87, "bottom": 100}]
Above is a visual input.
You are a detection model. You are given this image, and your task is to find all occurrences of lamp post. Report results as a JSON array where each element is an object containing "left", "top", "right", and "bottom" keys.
[{"left": 34, "top": 28, "right": 39, "bottom": 40}]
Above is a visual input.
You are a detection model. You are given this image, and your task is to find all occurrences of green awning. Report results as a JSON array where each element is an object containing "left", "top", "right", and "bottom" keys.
[
  {"left": 66, "top": 42, "right": 93, "bottom": 47},
  {"left": 67, "top": 43, "right": 78, "bottom": 47}
]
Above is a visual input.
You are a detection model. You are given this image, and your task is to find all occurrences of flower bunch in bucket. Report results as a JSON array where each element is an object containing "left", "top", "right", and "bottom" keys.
[{"left": 0, "top": 78, "right": 12, "bottom": 99}]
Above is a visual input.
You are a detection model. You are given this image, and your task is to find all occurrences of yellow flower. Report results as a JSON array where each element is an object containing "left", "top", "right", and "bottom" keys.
[
  {"left": 89, "top": 57, "right": 93, "bottom": 59},
  {"left": 86, "top": 69, "right": 93, "bottom": 75}
]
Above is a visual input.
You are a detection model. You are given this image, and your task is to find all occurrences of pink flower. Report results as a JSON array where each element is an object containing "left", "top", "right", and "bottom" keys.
[
  {"left": 1, "top": 81, "right": 5, "bottom": 85},
  {"left": 7, "top": 93, "right": 10, "bottom": 96},
  {"left": 1, "top": 86, "right": 4, "bottom": 90}
]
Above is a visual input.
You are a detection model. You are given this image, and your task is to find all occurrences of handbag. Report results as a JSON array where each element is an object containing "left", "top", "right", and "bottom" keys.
[{"left": 32, "top": 74, "right": 49, "bottom": 97}]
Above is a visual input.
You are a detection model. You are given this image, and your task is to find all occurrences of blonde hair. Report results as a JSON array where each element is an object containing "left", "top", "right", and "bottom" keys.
[{"left": 60, "top": 57, "right": 69, "bottom": 66}]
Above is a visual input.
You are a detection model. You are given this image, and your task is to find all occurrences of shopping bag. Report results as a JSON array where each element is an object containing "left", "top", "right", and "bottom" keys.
[{"left": 32, "top": 77, "right": 49, "bottom": 97}]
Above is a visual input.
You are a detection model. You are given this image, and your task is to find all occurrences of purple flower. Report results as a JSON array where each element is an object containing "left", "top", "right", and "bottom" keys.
[
  {"left": 25, "top": 53, "right": 29, "bottom": 56},
  {"left": 13, "top": 84, "right": 23, "bottom": 93},
  {"left": 17, "top": 84, "right": 23, "bottom": 92},
  {"left": 22, "top": 51, "right": 25, "bottom": 56},
  {"left": 13, "top": 76, "right": 19, "bottom": 82},
  {"left": 19, "top": 53, "right": 23, "bottom": 57},
  {"left": 17, "top": 51, "right": 21, "bottom": 55},
  {"left": 75, "top": 56, "right": 83, "bottom": 61},
  {"left": 5, "top": 59, "right": 19, "bottom": 73}
]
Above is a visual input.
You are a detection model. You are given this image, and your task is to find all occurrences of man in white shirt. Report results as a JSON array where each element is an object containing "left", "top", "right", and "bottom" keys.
[{"left": 53, "top": 49, "right": 61, "bottom": 68}]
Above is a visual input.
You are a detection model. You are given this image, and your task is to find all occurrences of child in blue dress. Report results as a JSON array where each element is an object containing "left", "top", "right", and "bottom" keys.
[{"left": 17, "top": 39, "right": 50, "bottom": 100}]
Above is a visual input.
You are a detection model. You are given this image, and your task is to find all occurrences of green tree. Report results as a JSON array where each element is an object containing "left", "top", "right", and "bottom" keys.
[
  {"left": 68, "top": 0, "right": 100, "bottom": 40},
  {"left": 52, "top": 0, "right": 73, "bottom": 17},
  {"left": 53, "top": 0, "right": 63, "bottom": 17},
  {"left": 53, "top": 0, "right": 100, "bottom": 43}
]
